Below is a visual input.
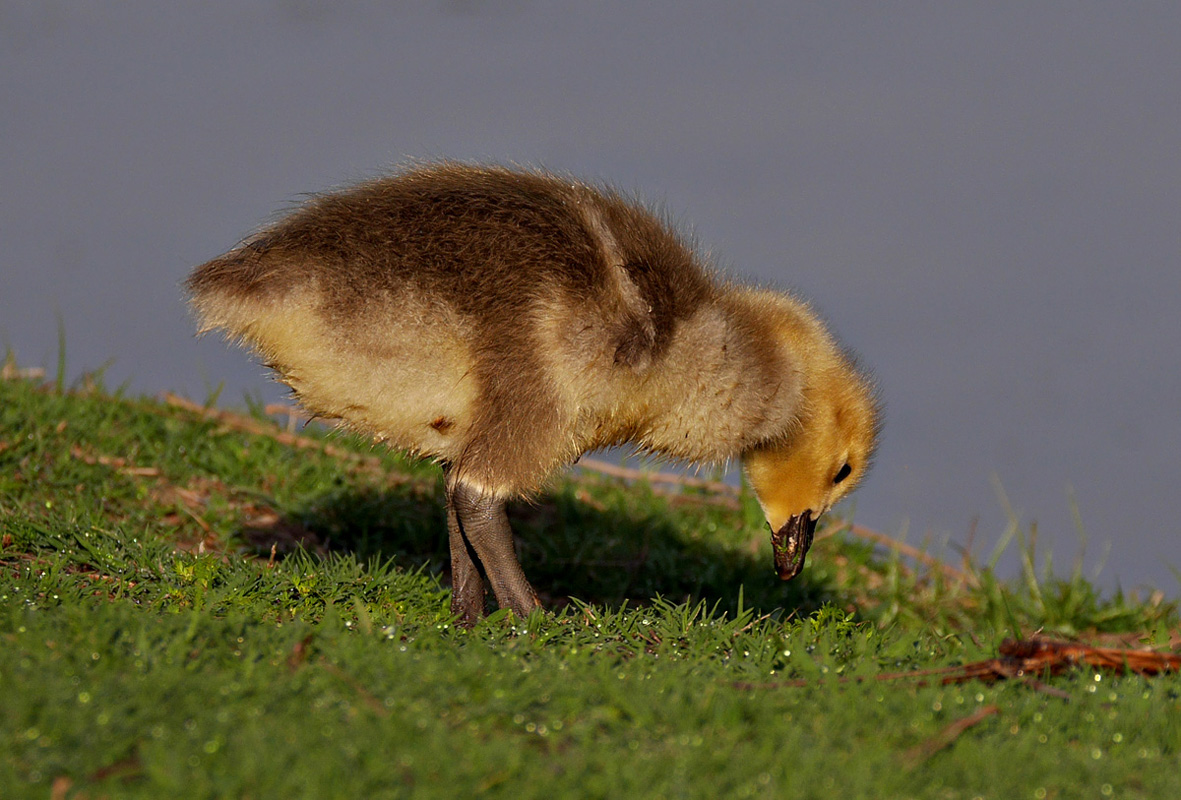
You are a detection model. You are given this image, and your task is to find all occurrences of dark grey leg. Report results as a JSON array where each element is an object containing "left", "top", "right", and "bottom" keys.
[
  {"left": 445, "top": 475, "right": 540, "bottom": 624},
  {"left": 446, "top": 497, "right": 487, "bottom": 627}
]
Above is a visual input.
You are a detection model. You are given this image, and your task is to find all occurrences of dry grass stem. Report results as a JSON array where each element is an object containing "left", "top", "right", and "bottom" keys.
[{"left": 904, "top": 705, "right": 1001, "bottom": 767}]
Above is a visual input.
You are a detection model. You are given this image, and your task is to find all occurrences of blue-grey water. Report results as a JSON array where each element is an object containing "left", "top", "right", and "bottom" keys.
[{"left": 3, "top": 3, "right": 1178, "bottom": 591}]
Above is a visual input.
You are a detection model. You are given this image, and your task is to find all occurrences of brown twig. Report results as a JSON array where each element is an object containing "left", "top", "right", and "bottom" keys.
[
  {"left": 904, "top": 705, "right": 1000, "bottom": 767},
  {"left": 164, "top": 393, "right": 354, "bottom": 458},
  {"left": 162, "top": 393, "right": 426, "bottom": 490},
  {"left": 734, "top": 635, "right": 1181, "bottom": 694},
  {"left": 265, "top": 402, "right": 306, "bottom": 433},
  {"left": 49, "top": 777, "right": 73, "bottom": 800},
  {"left": 576, "top": 457, "right": 740, "bottom": 496},
  {"left": 320, "top": 659, "right": 390, "bottom": 717},
  {"left": 995, "top": 636, "right": 1181, "bottom": 678},
  {"left": 286, "top": 634, "right": 315, "bottom": 672},
  {"left": 821, "top": 520, "right": 976, "bottom": 587},
  {"left": 0, "top": 360, "right": 45, "bottom": 381},
  {"left": 70, "top": 444, "right": 161, "bottom": 477}
]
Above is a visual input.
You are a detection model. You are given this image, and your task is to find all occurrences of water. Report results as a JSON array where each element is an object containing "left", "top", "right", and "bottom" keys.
[{"left": 2, "top": 3, "right": 1178, "bottom": 591}]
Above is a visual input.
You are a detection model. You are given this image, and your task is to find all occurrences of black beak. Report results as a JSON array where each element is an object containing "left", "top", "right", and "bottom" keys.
[{"left": 771, "top": 512, "right": 817, "bottom": 581}]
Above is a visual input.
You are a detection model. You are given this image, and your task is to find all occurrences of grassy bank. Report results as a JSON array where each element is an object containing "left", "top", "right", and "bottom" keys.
[{"left": 2, "top": 367, "right": 1179, "bottom": 798}]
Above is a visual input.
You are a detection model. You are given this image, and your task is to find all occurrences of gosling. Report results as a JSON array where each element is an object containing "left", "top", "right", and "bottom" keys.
[{"left": 186, "top": 162, "right": 880, "bottom": 625}]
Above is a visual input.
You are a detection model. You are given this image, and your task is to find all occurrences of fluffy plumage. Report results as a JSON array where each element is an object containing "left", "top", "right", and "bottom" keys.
[{"left": 187, "top": 162, "right": 880, "bottom": 622}]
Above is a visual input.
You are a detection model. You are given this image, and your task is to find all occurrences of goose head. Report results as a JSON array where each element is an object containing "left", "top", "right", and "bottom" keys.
[{"left": 742, "top": 363, "right": 880, "bottom": 580}]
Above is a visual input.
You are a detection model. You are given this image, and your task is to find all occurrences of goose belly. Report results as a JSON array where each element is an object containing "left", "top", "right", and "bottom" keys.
[{"left": 241, "top": 288, "right": 478, "bottom": 461}]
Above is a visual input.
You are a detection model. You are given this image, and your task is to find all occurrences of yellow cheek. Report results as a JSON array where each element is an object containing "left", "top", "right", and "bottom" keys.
[{"left": 743, "top": 447, "right": 824, "bottom": 531}]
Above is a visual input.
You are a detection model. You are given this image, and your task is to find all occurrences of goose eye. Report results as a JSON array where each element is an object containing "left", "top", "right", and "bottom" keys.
[{"left": 833, "top": 463, "right": 852, "bottom": 485}]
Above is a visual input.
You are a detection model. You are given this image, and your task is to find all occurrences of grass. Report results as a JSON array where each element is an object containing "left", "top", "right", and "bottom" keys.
[{"left": 2, "top": 363, "right": 1180, "bottom": 798}]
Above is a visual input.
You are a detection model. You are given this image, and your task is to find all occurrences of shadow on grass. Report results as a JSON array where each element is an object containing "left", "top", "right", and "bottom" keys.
[{"left": 232, "top": 478, "right": 834, "bottom": 620}]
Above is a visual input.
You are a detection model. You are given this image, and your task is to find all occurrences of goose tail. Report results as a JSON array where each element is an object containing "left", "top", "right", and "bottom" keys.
[{"left": 185, "top": 236, "right": 297, "bottom": 336}]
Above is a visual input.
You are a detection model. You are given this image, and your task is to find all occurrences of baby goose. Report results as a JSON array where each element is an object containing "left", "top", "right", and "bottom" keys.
[{"left": 187, "top": 162, "right": 880, "bottom": 625}]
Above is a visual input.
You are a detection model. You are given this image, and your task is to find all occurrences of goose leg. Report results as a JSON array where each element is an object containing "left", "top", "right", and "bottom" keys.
[
  {"left": 446, "top": 477, "right": 541, "bottom": 623},
  {"left": 446, "top": 498, "right": 487, "bottom": 627}
]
